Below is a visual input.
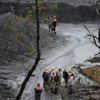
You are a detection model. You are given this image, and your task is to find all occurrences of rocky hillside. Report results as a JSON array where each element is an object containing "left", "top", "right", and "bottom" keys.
[
  {"left": 0, "top": 0, "right": 96, "bottom": 6},
  {"left": 0, "top": 12, "right": 59, "bottom": 65},
  {"left": 0, "top": 2, "right": 99, "bottom": 23}
]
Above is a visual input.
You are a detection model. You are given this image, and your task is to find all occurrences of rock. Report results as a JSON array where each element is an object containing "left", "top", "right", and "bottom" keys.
[{"left": 90, "top": 94, "right": 100, "bottom": 100}]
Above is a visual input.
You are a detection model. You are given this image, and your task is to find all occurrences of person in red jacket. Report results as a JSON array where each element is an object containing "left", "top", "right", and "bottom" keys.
[
  {"left": 34, "top": 83, "right": 42, "bottom": 100},
  {"left": 52, "top": 16, "right": 57, "bottom": 34},
  {"left": 50, "top": 71, "right": 55, "bottom": 82}
]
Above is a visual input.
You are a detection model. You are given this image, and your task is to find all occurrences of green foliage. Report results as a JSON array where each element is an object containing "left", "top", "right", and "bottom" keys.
[
  {"left": 18, "top": 84, "right": 21, "bottom": 88},
  {"left": 3, "top": 22, "right": 11, "bottom": 30}
]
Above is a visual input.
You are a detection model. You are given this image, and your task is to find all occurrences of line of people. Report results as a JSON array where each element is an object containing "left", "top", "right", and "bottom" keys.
[{"left": 46, "top": 16, "right": 57, "bottom": 34}]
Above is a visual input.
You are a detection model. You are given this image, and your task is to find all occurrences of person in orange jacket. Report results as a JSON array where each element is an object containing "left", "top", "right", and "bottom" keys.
[
  {"left": 34, "top": 83, "right": 42, "bottom": 100},
  {"left": 52, "top": 16, "right": 57, "bottom": 34}
]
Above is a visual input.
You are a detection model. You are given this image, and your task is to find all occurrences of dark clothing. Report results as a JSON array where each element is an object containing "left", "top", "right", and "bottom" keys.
[
  {"left": 54, "top": 75, "right": 59, "bottom": 84},
  {"left": 42, "top": 71, "right": 46, "bottom": 79},
  {"left": 52, "top": 18, "right": 57, "bottom": 34},
  {"left": 52, "top": 19, "right": 57, "bottom": 27},
  {"left": 44, "top": 73, "right": 49, "bottom": 82},
  {"left": 53, "top": 75, "right": 59, "bottom": 94},
  {"left": 34, "top": 86, "right": 42, "bottom": 100},
  {"left": 63, "top": 71, "right": 68, "bottom": 83},
  {"left": 48, "top": 73, "right": 51, "bottom": 79},
  {"left": 35, "top": 94, "right": 41, "bottom": 100},
  {"left": 34, "top": 86, "right": 42, "bottom": 94}
]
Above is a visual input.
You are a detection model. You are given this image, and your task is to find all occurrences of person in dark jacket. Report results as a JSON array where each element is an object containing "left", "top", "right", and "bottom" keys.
[
  {"left": 42, "top": 67, "right": 48, "bottom": 88},
  {"left": 63, "top": 69, "right": 68, "bottom": 86},
  {"left": 34, "top": 83, "right": 42, "bottom": 100},
  {"left": 44, "top": 71, "right": 49, "bottom": 90},
  {"left": 52, "top": 16, "right": 57, "bottom": 34}
]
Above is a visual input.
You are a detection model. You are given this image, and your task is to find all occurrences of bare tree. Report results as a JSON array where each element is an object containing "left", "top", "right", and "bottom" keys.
[{"left": 15, "top": 0, "right": 40, "bottom": 99}]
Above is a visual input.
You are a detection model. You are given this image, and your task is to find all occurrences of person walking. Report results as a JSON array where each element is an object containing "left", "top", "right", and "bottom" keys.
[
  {"left": 52, "top": 16, "right": 57, "bottom": 34},
  {"left": 68, "top": 73, "right": 74, "bottom": 94},
  {"left": 34, "top": 83, "right": 42, "bottom": 100},
  {"left": 63, "top": 69, "right": 68, "bottom": 86},
  {"left": 42, "top": 67, "right": 48, "bottom": 88},
  {"left": 47, "top": 17, "right": 53, "bottom": 32}
]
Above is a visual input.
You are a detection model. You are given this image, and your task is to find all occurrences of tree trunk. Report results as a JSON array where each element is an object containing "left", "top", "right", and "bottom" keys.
[
  {"left": 98, "top": 28, "right": 100, "bottom": 43},
  {"left": 15, "top": 0, "right": 40, "bottom": 100}
]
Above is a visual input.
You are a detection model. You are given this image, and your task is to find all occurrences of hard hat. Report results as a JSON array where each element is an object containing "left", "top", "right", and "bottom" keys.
[
  {"left": 58, "top": 66, "right": 61, "bottom": 69},
  {"left": 68, "top": 69, "right": 71, "bottom": 72},
  {"left": 52, "top": 71, "right": 55, "bottom": 74},
  {"left": 45, "top": 71, "right": 48, "bottom": 73},
  {"left": 45, "top": 67, "right": 48, "bottom": 70},
  {"left": 52, "top": 67, "right": 54, "bottom": 69},
  {"left": 49, "top": 69, "right": 52, "bottom": 72},
  {"left": 53, "top": 16, "right": 56, "bottom": 19},
  {"left": 69, "top": 73, "right": 72, "bottom": 76}
]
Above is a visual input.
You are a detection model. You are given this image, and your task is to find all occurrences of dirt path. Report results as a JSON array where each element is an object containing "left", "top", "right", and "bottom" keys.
[{"left": 19, "top": 23, "right": 99, "bottom": 100}]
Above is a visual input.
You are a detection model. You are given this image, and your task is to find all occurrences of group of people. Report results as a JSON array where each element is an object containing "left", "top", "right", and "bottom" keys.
[
  {"left": 46, "top": 16, "right": 57, "bottom": 34},
  {"left": 34, "top": 66, "right": 75, "bottom": 100},
  {"left": 42, "top": 66, "right": 75, "bottom": 93}
]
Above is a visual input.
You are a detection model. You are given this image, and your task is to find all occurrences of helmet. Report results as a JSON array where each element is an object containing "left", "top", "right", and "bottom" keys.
[
  {"left": 49, "top": 69, "right": 52, "bottom": 72},
  {"left": 52, "top": 71, "right": 55, "bottom": 74},
  {"left": 45, "top": 71, "right": 48, "bottom": 73},
  {"left": 58, "top": 66, "right": 61, "bottom": 69},
  {"left": 52, "top": 67, "right": 54, "bottom": 69},
  {"left": 68, "top": 69, "right": 71, "bottom": 72},
  {"left": 69, "top": 73, "right": 72, "bottom": 76},
  {"left": 45, "top": 67, "right": 48, "bottom": 70},
  {"left": 53, "top": 16, "right": 56, "bottom": 19}
]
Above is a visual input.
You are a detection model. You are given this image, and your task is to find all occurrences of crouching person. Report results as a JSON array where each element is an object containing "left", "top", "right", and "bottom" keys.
[
  {"left": 34, "top": 83, "right": 42, "bottom": 100},
  {"left": 68, "top": 73, "right": 74, "bottom": 94}
]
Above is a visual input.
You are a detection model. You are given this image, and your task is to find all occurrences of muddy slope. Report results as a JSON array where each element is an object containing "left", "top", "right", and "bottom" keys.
[{"left": 0, "top": 2, "right": 99, "bottom": 23}]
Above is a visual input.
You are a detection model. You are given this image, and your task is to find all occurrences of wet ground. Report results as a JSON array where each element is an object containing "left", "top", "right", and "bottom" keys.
[{"left": 0, "top": 23, "right": 100, "bottom": 100}]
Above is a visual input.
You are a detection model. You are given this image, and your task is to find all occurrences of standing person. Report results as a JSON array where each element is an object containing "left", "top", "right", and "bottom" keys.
[
  {"left": 50, "top": 71, "right": 55, "bottom": 93},
  {"left": 57, "top": 66, "right": 62, "bottom": 84},
  {"left": 51, "top": 67, "right": 54, "bottom": 72},
  {"left": 42, "top": 67, "right": 48, "bottom": 88},
  {"left": 63, "top": 69, "right": 68, "bottom": 86},
  {"left": 47, "top": 17, "right": 53, "bottom": 32},
  {"left": 50, "top": 71, "right": 55, "bottom": 82},
  {"left": 54, "top": 72, "right": 59, "bottom": 94},
  {"left": 68, "top": 73, "right": 74, "bottom": 94},
  {"left": 52, "top": 16, "right": 57, "bottom": 34},
  {"left": 44, "top": 71, "right": 49, "bottom": 90},
  {"left": 34, "top": 83, "right": 42, "bottom": 100},
  {"left": 68, "top": 69, "right": 75, "bottom": 79}
]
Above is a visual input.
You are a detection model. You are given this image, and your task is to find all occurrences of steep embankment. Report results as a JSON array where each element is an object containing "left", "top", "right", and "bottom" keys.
[{"left": 0, "top": 12, "right": 60, "bottom": 64}]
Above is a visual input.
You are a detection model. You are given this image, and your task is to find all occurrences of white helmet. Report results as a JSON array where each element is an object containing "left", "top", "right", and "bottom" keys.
[
  {"left": 52, "top": 67, "right": 54, "bottom": 69},
  {"left": 58, "top": 66, "right": 61, "bottom": 69}
]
